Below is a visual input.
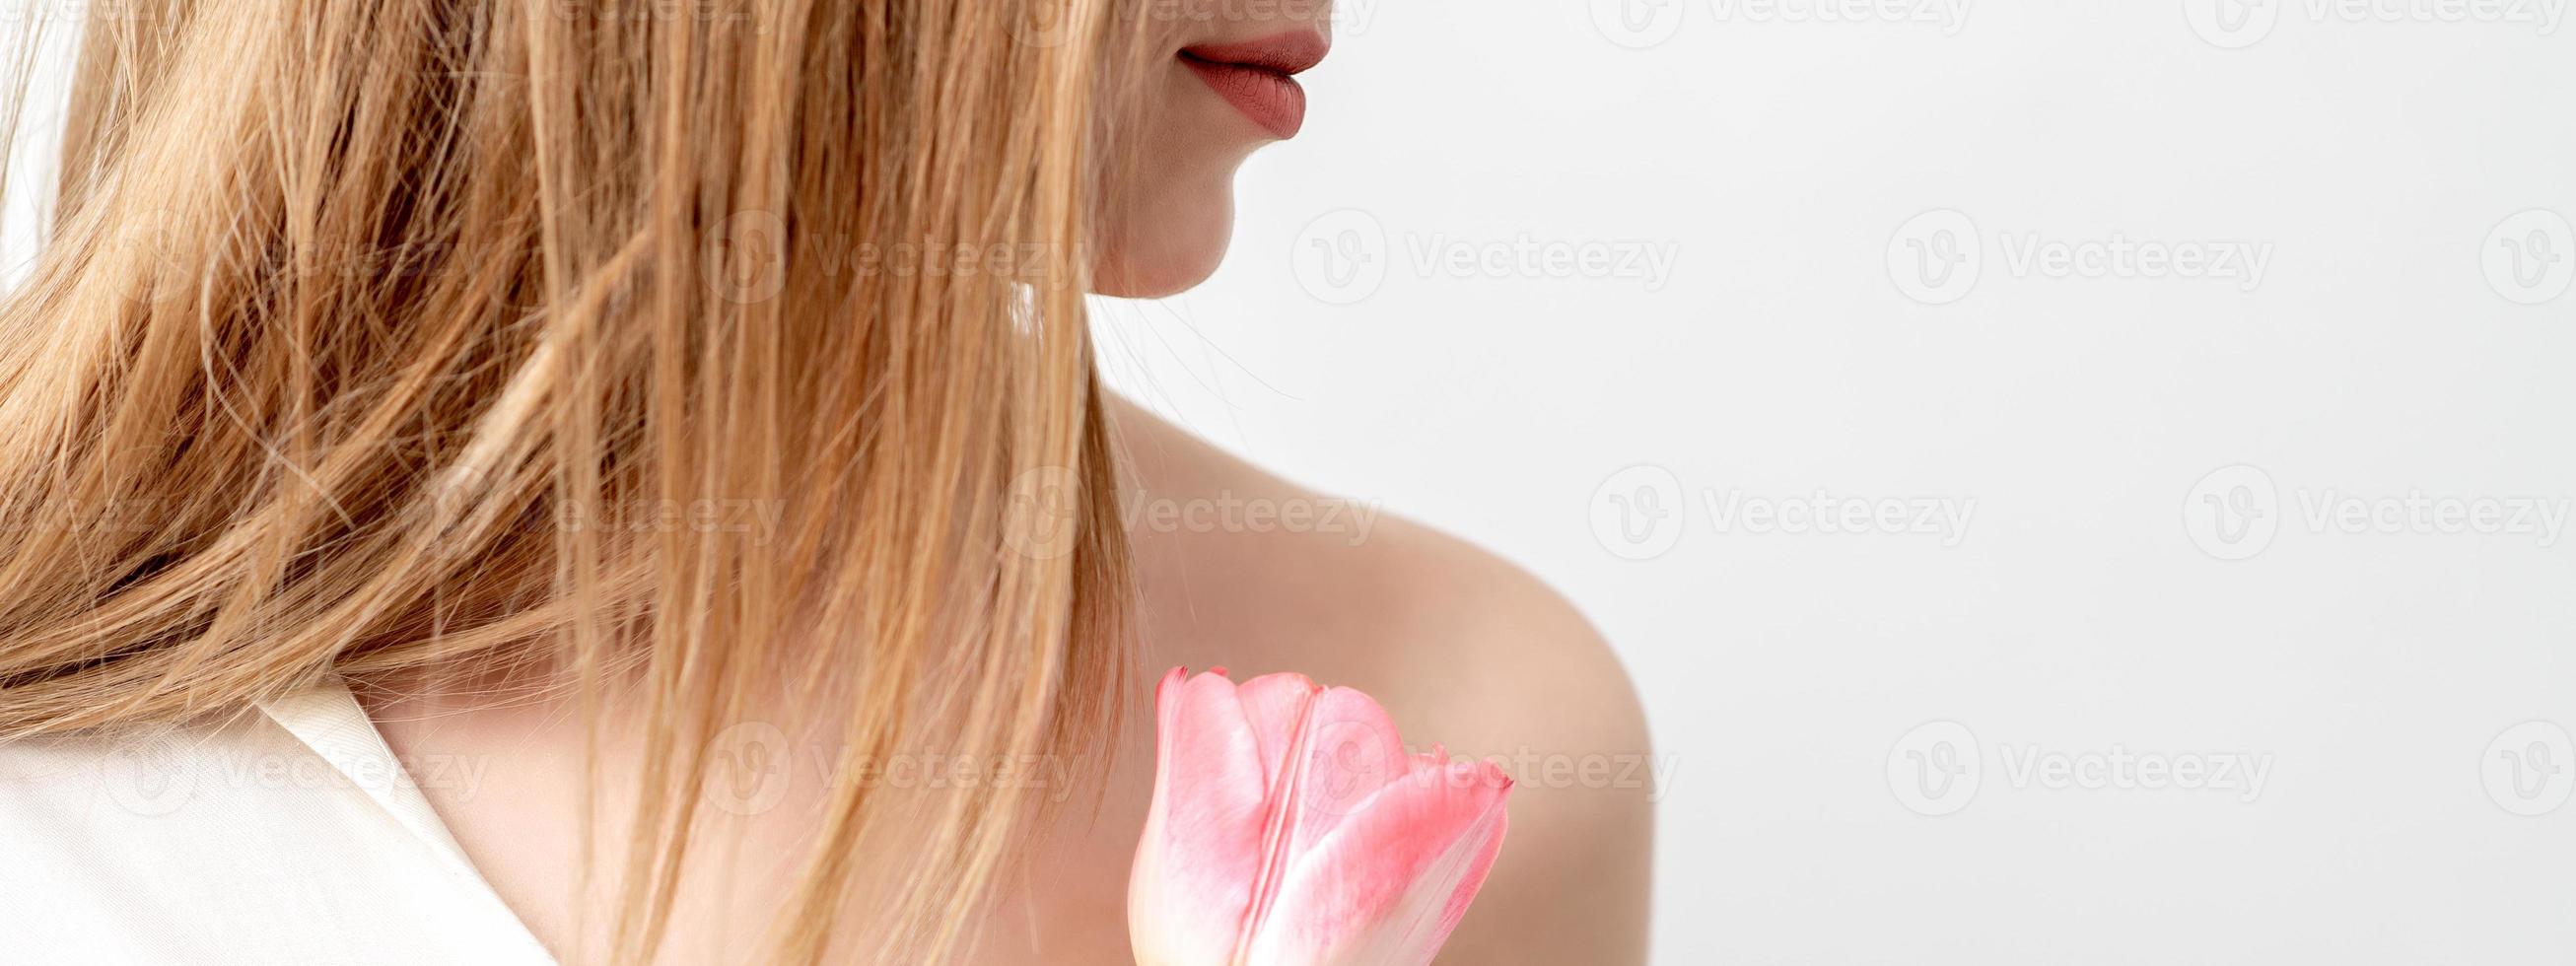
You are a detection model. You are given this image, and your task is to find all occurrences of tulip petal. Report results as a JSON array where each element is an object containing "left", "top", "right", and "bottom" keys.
[
  {"left": 1130, "top": 668, "right": 1272, "bottom": 966},
  {"left": 1233, "top": 672, "right": 1322, "bottom": 792},
  {"left": 1241, "top": 759, "right": 1512, "bottom": 966},
  {"left": 1232, "top": 685, "right": 1420, "bottom": 955},
  {"left": 1281, "top": 687, "right": 1413, "bottom": 841},
  {"left": 1130, "top": 669, "right": 1514, "bottom": 966}
]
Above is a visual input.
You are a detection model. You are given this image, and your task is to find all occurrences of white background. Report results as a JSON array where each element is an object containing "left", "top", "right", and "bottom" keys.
[
  {"left": 10, "top": 2, "right": 2573, "bottom": 963},
  {"left": 1094, "top": 1, "right": 2576, "bottom": 963}
]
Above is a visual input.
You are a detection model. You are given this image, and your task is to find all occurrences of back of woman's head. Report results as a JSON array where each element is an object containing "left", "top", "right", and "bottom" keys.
[{"left": 0, "top": 1, "right": 1153, "bottom": 960}]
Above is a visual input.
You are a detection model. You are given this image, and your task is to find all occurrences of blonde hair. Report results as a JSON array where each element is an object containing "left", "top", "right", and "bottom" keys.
[{"left": 0, "top": 1, "right": 1140, "bottom": 961}]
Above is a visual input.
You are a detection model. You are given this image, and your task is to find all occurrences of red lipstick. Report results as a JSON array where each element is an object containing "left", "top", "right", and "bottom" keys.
[{"left": 1180, "top": 32, "right": 1331, "bottom": 140}]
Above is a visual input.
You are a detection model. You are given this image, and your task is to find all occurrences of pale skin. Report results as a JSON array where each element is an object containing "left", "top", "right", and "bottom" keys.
[
  {"left": 365, "top": 401, "right": 1653, "bottom": 964},
  {"left": 365, "top": 0, "right": 1652, "bottom": 958},
  {"left": 1061, "top": 397, "right": 1656, "bottom": 966}
]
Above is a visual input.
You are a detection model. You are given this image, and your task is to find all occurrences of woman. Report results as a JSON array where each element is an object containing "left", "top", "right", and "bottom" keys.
[{"left": 0, "top": 1, "right": 1651, "bottom": 962}]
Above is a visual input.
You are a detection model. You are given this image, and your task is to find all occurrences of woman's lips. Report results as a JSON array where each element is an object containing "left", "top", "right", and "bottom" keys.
[{"left": 1180, "top": 32, "right": 1331, "bottom": 140}]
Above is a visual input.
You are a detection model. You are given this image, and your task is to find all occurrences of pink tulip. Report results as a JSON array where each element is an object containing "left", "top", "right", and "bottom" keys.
[{"left": 1129, "top": 666, "right": 1513, "bottom": 966}]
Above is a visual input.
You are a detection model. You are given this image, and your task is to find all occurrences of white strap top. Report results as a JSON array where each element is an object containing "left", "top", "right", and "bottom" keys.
[{"left": 0, "top": 678, "right": 556, "bottom": 965}]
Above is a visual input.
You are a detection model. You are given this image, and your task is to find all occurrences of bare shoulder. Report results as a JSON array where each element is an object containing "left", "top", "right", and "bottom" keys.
[{"left": 1109, "top": 397, "right": 1654, "bottom": 965}]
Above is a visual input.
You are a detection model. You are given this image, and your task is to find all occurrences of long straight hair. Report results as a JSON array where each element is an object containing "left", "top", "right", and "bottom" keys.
[{"left": 0, "top": 1, "right": 1139, "bottom": 961}]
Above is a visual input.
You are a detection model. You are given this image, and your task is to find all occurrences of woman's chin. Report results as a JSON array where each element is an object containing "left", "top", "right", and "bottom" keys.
[
  {"left": 1093, "top": 251, "right": 1225, "bottom": 299},
  {"left": 1091, "top": 211, "right": 1236, "bottom": 299},
  {"left": 1091, "top": 176, "right": 1241, "bottom": 299}
]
